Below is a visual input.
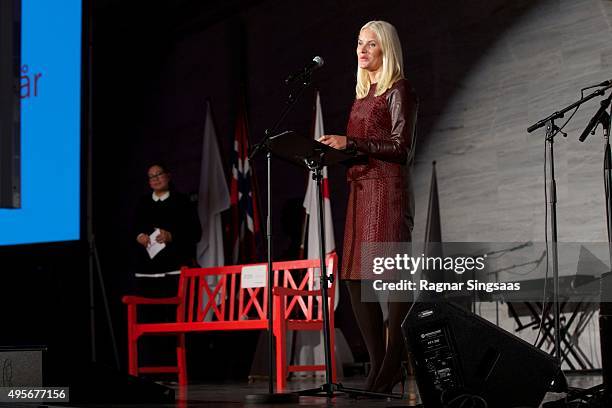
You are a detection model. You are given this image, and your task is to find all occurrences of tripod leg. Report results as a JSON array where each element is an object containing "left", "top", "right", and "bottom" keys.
[
  {"left": 329, "top": 302, "right": 338, "bottom": 383},
  {"left": 93, "top": 239, "right": 121, "bottom": 369}
]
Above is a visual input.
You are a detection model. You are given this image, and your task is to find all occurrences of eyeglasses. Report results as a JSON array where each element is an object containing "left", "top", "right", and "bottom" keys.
[{"left": 148, "top": 171, "right": 166, "bottom": 180}]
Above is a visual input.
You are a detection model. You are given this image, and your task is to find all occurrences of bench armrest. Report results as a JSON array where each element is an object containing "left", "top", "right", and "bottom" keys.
[
  {"left": 122, "top": 295, "right": 181, "bottom": 305},
  {"left": 272, "top": 287, "right": 329, "bottom": 297}
]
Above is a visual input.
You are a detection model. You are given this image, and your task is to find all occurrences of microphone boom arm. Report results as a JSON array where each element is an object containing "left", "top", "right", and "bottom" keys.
[{"left": 528, "top": 84, "right": 612, "bottom": 133}]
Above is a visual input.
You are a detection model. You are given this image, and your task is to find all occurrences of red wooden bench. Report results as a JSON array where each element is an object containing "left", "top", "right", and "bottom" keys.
[{"left": 122, "top": 253, "right": 338, "bottom": 390}]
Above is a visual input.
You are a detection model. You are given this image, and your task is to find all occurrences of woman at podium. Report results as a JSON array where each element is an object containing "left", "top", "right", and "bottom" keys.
[{"left": 318, "top": 20, "right": 418, "bottom": 393}]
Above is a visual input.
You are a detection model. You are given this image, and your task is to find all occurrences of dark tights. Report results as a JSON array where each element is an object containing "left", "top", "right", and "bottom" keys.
[{"left": 346, "top": 280, "right": 411, "bottom": 392}]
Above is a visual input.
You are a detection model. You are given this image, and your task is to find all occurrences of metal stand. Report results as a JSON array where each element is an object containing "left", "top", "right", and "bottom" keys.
[
  {"left": 85, "top": 0, "right": 120, "bottom": 368},
  {"left": 525, "top": 86, "right": 612, "bottom": 395},
  {"left": 535, "top": 84, "right": 612, "bottom": 406},
  {"left": 578, "top": 91, "right": 612, "bottom": 403},
  {"left": 544, "top": 120, "right": 563, "bottom": 362},
  {"left": 567, "top": 91, "right": 612, "bottom": 405},
  {"left": 244, "top": 76, "right": 313, "bottom": 405},
  {"left": 244, "top": 147, "right": 298, "bottom": 404},
  {"left": 311, "top": 158, "right": 333, "bottom": 384},
  {"left": 295, "top": 155, "right": 402, "bottom": 399},
  {"left": 87, "top": 235, "right": 120, "bottom": 368},
  {"left": 599, "top": 96, "right": 612, "bottom": 399},
  {"left": 296, "top": 156, "right": 334, "bottom": 396},
  {"left": 528, "top": 87, "right": 612, "bottom": 364}
]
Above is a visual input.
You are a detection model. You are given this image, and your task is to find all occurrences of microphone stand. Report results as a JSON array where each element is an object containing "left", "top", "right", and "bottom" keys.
[
  {"left": 544, "top": 90, "right": 612, "bottom": 407},
  {"left": 599, "top": 93, "right": 612, "bottom": 402},
  {"left": 579, "top": 90, "right": 612, "bottom": 403},
  {"left": 546, "top": 119, "right": 562, "bottom": 365},
  {"left": 527, "top": 85, "right": 612, "bottom": 388},
  {"left": 244, "top": 77, "right": 313, "bottom": 404}
]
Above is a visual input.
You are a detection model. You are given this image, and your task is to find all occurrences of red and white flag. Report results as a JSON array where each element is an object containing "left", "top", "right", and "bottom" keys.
[
  {"left": 229, "top": 102, "right": 261, "bottom": 264},
  {"left": 303, "top": 91, "right": 335, "bottom": 259}
]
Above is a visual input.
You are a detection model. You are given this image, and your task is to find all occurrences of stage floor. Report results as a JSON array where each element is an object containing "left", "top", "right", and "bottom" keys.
[{"left": 38, "top": 372, "right": 602, "bottom": 407}]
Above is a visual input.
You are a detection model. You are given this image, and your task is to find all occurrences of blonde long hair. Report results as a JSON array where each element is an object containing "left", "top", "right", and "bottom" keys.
[{"left": 355, "top": 21, "right": 404, "bottom": 99}]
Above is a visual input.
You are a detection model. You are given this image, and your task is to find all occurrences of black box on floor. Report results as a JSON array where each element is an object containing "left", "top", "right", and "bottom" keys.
[{"left": 402, "top": 300, "right": 561, "bottom": 408}]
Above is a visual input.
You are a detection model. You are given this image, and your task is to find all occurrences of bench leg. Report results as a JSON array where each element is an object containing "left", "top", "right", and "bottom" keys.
[
  {"left": 128, "top": 339, "right": 139, "bottom": 376},
  {"left": 128, "top": 340, "right": 138, "bottom": 376},
  {"left": 275, "top": 329, "right": 287, "bottom": 391},
  {"left": 127, "top": 305, "right": 139, "bottom": 376},
  {"left": 273, "top": 295, "right": 288, "bottom": 391},
  {"left": 177, "top": 334, "right": 187, "bottom": 385}
]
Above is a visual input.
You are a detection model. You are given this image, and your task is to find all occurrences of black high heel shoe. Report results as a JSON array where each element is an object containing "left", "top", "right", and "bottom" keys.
[
  {"left": 372, "top": 364, "right": 419, "bottom": 404},
  {"left": 372, "top": 365, "right": 407, "bottom": 395}
]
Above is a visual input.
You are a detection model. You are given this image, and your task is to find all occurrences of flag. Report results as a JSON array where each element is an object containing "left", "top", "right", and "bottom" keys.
[
  {"left": 303, "top": 92, "right": 336, "bottom": 308},
  {"left": 196, "top": 101, "right": 230, "bottom": 269},
  {"left": 424, "top": 161, "right": 442, "bottom": 247},
  {"left": 423, "top": 160, "right": 443, "bottom": 287},
  {"left": 229, "top": 102, "right": 261, "bottom": 264},
  {"left": 423, "top": 161, "right": 455, "bottom": 302},
  {"left": 303, "top": 91, "right": 336, "bottom": 262}
]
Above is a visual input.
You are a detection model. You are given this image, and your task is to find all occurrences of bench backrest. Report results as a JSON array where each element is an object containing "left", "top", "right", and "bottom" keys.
[{"left": 176, "top": 253, "right": 337, "bottom": 324}]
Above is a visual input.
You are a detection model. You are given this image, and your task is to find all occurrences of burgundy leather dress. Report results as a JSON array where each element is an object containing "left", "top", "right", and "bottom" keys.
[{"left": 341, "top": 79, "right": 418, "bottom": 280}]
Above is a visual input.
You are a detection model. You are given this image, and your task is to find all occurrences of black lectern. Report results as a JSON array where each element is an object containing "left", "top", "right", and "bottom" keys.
[{"left": 268, "top": 130, "right": 351, "bottom": 168}]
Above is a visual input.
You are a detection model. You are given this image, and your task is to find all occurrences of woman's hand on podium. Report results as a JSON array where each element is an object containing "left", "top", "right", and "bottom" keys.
[{"left": 318, "top": 134, "right": 347, "bottom": 149}]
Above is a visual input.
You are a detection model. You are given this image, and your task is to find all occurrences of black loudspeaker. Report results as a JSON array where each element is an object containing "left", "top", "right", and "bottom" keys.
[
  {"left": 402, "top": 301, "right": 561, "bottom": 408},
  {"left": 0, "top": 346, "right": 44, "bottom": 387}
]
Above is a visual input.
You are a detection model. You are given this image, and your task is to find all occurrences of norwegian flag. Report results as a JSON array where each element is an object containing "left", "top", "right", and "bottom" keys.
[{"left": 229, "top": 104, "right": 261, "bottom": 264}]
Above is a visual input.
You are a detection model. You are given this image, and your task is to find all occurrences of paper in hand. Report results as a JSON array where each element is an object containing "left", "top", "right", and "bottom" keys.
[{"left": 146, "top": 228, "right": 166, "bottom": 259}]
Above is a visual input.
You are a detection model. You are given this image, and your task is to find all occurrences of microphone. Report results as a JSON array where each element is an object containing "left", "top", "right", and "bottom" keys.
[
  {"left": 579, "top": 95, "right": 612, "bottom": 142},
  {"left": 595, "top": 79, "right": 612, "bottom": 87},
  {"left": 285, "top": 56, "right": 324, "bottom": 84},
  {"left": 582, "top": 79, "right": 612, "bottom": 91}
]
